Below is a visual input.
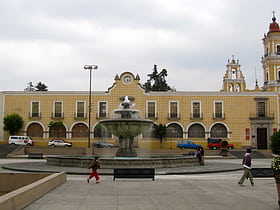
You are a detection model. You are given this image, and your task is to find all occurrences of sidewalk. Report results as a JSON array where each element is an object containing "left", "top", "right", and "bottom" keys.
[
  {"left": 23, "top": 158, "right": 277, "bottom": 210},
  {"left": 1, "top": 158, "right": 278, "bottom": 210}
]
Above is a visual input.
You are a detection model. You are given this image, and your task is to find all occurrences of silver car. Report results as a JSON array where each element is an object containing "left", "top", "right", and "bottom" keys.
[
  {"left": 48, "top": 139, "right": 72, "bottom": 147},
  {"left": 93, "top": 141, "right": 114, "bottom": 148}
]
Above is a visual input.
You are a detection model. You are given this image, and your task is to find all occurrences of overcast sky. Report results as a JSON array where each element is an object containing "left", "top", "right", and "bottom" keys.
[{"left": 0, "top": 0, "right": 278, "bottom": 91}]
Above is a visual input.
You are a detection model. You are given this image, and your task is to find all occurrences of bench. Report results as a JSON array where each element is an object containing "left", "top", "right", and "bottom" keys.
[
  {"left": 251, "top": 168, "right": 274, "bottom": 177},
  {"left": 113, "top": 168, "right": 155, "bottom": 181},
  {"left": 28, "top": 153, "right": 44, "bottom": 159}
]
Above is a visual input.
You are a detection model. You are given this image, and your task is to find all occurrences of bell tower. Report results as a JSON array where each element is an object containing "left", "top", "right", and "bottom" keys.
[
  {"left": 262, "top": 12, "right": 280, "bottom": 91},
  {"left": 221, "top": 56, "right": 246, "bottom": 92}
]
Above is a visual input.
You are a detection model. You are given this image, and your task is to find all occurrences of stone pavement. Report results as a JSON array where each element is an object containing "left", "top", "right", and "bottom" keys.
[
  {"left": 0, "top": 158, "right": 279, "bottom": 209},
  {"left": 25, "top": 174, "right": 276, "bottom": 210}
]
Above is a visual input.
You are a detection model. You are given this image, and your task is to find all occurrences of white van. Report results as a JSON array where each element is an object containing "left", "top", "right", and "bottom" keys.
[{"left": 8, "top": 136, "right": 33, "bottom": 146}]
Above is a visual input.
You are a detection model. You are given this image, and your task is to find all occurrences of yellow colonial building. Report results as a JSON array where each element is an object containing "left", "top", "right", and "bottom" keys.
[{"left": 1, "top": 14, "right": 280, "bottom": 150}]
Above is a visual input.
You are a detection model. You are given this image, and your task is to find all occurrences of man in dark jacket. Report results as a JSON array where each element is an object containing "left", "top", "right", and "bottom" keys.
[{"left": 238, "top": 149, "right": 254, "bottom": 186}]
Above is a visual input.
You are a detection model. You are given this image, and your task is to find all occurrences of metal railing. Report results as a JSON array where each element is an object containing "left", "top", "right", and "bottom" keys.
[
  {"left": 190, "top": 112, "right": 203, "bottom": 119},
  {"left": 29, "top": 112, "right": 41, "bottom": 118}
]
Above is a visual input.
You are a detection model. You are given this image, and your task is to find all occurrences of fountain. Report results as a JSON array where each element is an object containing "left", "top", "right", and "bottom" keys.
[
  {"left": 99, "top": 96, "right": 153, "bottom": 157},
  {"left": 47, "top": 96, "right": 202, "bottom": 168}
]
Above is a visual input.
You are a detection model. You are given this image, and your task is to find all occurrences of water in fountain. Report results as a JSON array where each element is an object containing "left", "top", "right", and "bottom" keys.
[{"left": 99, "top": 96, "right": 154, "bottom": 157}]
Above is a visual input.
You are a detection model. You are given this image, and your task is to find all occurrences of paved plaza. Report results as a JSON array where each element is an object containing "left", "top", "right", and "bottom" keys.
[{"left": 0, "top": 158, "right": 278, "bottom": 210}]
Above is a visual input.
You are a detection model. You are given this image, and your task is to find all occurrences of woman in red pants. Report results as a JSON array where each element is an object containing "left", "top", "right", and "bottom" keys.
[{"left": 87, "top": 156, "right": 101, "bottom": 184}]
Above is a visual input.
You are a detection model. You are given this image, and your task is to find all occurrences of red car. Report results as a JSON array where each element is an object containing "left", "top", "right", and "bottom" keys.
[{"left": 207, "top": 138, "right": 234, "bottom": 150}]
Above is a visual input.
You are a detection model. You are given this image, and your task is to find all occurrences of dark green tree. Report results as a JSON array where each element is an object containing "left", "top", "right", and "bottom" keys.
[
  {"left": 271, "top": 130, "right": 280, "bottom": 155},
  {"left": 35, "top": 82, "right": 48, "bottom": 91},
  {"left": 3, "top": 114, "right": 24, "bottom": 135},
  {"left": 153, "top": 123, "right": 167, "bottom": 147},
  {"left": 48, "top": 121, "right": 64, "bottom": 138},
  {"left": 144, "top": 65, "right": 172, "bottom": 92}
]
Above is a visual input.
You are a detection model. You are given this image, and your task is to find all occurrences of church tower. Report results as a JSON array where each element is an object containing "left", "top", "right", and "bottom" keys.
[
  {"left": 262, "top": 12, "right": 280, "bottom": 91},
  {"left": 221, "top": 56, "right": 246, "bottom": 92}
]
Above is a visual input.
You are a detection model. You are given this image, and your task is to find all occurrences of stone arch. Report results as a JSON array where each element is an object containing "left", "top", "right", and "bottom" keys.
[
  {"left": 232, "top": 69, "right": 236, "bottom": 79},
  {"left": 166, "top": 122, "right": 183, "bottom": 138},
  {"left": 229, "top": 84, "right": 233, "bottom": 92},
  {"left": 266, "top": 71, "right": 269, "bottom": 81},
  {"left": 72, "top": 122, "right": 88, "bottom": 138},
  {"left": 236, "top": 84, "right": 240, "bottom": 92},
  {"left": 49, "top": 123, "right": 67, "bottom": 138},
  {"left": 94, "top": 123, "right": 112, "bottom": 138},
  {"left": 142, "top": 122, "right": 160, "bottom": 138},
  {"left": 26, "top": 122, "right": 44, "bottom": 137},
  {"left": 277, "top": 45, "right": 280, "bottom": 55},
  {"left": 187, "top": 123, "right": 206, "bottom": 138},
  {"left": 210, "top": 123, "right": 228, "bottom": 138}
]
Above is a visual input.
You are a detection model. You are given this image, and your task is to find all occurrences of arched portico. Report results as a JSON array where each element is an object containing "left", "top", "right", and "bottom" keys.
[{"left": 209, "top": 122, "right": 229, "bottom": 138}]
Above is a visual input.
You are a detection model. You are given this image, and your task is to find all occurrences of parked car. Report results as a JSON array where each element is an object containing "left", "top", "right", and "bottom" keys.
[
  {"left": 8, "top": 136, "right": 33, "bottom": 146},
  {"left": 93, "top": 141, "right": 114, "bottom": 148},
  {"left": 176, "top": 140, "right": 202, "bottom": 149},
  {"left": 207, "top": 138, "right": 234, "bottom": 150},
  {"left": 48, "top": 139, "right": 72, "bottom": 147}
]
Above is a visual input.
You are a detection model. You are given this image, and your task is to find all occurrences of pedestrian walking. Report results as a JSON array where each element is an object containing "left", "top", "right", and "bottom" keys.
[
  {"left": 238, "top": 148, "right": 254, "bottom": 186},
  {"left": 196, "top": 147, "right": 202, "bottom": 161},
  {"left": 87, "top": 156, "right": 101, "bottom": 184},
  {"left": 196, "top": 146, "right": 204, "bottom": 164}
]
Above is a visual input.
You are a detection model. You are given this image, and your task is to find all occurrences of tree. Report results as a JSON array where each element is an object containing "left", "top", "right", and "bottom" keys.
[
  {"left": 143, "top": 65, "right": 172, "bottom": 92},
  {"left": 153, "top": 123, "right": 167, "bottom": 147},
  {"left": 48, "top": 121, "right": 64, "bottom": 138},
  {"left": 24, "top": 82, "right": 35, "bottom": 92},
  {"left": 35, "top": 82, "right": 48, "bottom": 91},
  {"left": 271, "top": 130, "right": 280, "bottom": 155},
  {"left": 3, "top": 114, "right": 24, "bottom": 135}
]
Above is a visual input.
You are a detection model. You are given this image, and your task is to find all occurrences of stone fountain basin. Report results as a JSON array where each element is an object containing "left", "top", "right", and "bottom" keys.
[
  {"left": 47, "top": 155, "right": 201, "bottom": 169},
  {"left": 99, "top": 118, "right": 153, "bottom": 137}
]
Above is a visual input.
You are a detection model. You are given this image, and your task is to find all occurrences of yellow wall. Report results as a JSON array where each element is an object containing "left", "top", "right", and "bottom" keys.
[{"left": 2, "top": 72, "right": 279, "bottom": 149}]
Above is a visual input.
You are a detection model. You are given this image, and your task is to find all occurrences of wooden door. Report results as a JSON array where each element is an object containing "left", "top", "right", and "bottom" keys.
[{"left": 257, "top": 128, "right": 267, "bottom": 149}]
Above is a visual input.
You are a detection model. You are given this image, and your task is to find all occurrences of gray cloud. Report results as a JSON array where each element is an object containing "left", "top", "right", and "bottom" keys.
[{"left": 0, "top": 0, "right": 277, "bottom": 91}]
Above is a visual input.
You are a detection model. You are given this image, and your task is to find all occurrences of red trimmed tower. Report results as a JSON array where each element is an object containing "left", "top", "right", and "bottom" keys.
[{"left": 262, "top": 12, "right": 280, "bottom": 91}]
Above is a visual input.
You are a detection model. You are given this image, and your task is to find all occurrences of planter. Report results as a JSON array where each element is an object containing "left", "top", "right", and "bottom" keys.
[
  {"left": 272, "top": 155, "right": 280, "bottom": 207},
  {"left": 270, "top": 130, "right": 280, "bottom": 207}
]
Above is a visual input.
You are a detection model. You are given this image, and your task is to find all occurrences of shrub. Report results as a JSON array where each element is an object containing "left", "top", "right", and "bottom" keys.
[
  {"left": 3, "top": 114, "right": 24, "bottom": 135},
  {"left": 271, "top": 130, "right": 280, "bottom": 155}
]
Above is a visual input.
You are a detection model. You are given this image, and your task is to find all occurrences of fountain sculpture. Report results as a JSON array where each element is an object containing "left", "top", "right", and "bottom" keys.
[
  {"left": 47, "top": 96, "right": 202, "bottom": 168},
  {"left": 99, "top": 96, "right": 153, "bottom": 157}
]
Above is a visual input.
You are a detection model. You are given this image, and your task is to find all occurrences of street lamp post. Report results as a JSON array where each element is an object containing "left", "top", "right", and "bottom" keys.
[{"left": 84, "top": 65, "right": 98, "bottom": 148}]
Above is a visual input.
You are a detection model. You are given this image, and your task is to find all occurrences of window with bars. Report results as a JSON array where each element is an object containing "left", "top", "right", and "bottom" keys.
[
  {"left": 147, "top": 101, "right": 156, "bottom": 118},
  {"left": 210, "top": 123, "right": 228, "bottom": 138},
  {"left": 257, "top": 101, "right": 266, "bottom": 117},
  {"left": 192, "top": 101, "right": 201, "bottom": 118},
  {"left": 188, "top": 124, "right": 205, "bottom": 138},
  {"left": 99, "top": 101, "right": 107, "bottom": 118},
  {"left": 76, "top": 101, "right": 85, "bottom": 118},
  {"left": 54, "top": 101, "right": 63, "bottom": 117},
  {"left": 31, "top": 101, "right": 40, "bottom": 117},
  {"left": 166, "top": 123, "right": 183, "bottom": 138},
  {"left": 169, "top": 101, "right": 178, "bottom": 118},
  {"left": 214, "top": 101, "right": 223, "bottom": 118}
]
